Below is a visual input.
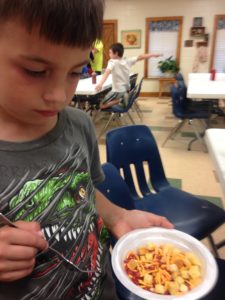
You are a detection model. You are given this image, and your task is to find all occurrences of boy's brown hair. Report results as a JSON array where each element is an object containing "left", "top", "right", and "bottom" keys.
[
  {"left": 0, "top": 0, "right": 104, "bottom": 47},
  {"left": 110, "top": 43, "right": 124, "bottom": 57}
]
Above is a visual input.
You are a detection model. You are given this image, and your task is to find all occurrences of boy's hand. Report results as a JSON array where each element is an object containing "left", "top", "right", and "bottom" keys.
[
  {"left": 95, "top": 84, "right": 103, "bottom": 92},
  {"left": 153, "top": 53, "right": 163, "bottom": 58},
  {"left": 0, "top": 221, "right": 48, "bottom": 282},
  {"left": 109, "top": 209, "right": 174, "bottom": 239}
]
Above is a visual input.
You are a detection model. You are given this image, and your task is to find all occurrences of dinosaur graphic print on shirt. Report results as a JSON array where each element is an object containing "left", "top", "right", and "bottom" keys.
[{"left": 0, "top": 143, "right": 109, "bottom": 300}]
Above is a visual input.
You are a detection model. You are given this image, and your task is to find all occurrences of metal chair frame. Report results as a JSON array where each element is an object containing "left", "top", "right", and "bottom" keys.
[{"left": 162, "top": 85, "right": 211, "bottom": 151}]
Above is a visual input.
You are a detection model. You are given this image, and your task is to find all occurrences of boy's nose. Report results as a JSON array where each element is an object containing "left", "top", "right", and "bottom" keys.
[{"left": 43, "top": 83, "right": 67, "bottom": 104}]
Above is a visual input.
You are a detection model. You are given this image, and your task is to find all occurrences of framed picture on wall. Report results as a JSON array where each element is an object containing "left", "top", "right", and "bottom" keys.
[
  {"left": 196, "top": 41, "right": 208, "bottom": 48},
  {"left": 193, "top": 17, "right": 203, "bottom": 27},
  {"left": 204, "top": 33, "right": 209, "bottom": 43},
  {"left": 121, "top": 30, "right": 141, "bottom": 49},
  {"left": 190, "top": 27, "right": 205, "bottom": 37},
  {"left": 184, "top": 40, "right": 193, "bottom": 47}
]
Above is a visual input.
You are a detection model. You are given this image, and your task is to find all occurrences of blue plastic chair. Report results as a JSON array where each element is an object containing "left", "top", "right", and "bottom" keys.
[
  {"left": 96, "top": 163, "right": 135, "bottom": 211},
  {"left": 175, "top": 72, "right": 185, "bottom": 83},
  {"left": 162, "top": 84, "right": 211, "bottom": 150},
  {"left": 132, "top": 77, "right": 144, "bottom": 120},
  {"left": 105, "top": 125, "right": 225, "bottom": 257},
  {"left": 96, "top": 163, "right": 135, "bottom": 248},
  {"left": 96, "top": 162, "right": 225, "bottom": 300},
  {"left": 174, "top": 73, "right": 222, "bottom": 116},
  {"left": 177, "top": 83, "right": 212, "bottom": 112},
  {"left": 178, "top": 83, "right": 224, "bottom": 118},
  {"left": 129, "top": 73, "right": 138, "bottom": 91},
  {"left": 97, "top": 87, "right": 137, "bottom": 139}
]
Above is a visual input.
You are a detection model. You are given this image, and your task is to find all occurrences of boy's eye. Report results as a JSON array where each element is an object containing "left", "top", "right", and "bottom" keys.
[
  {"left": 24, "top": 69, "right": 46, "bottom": 77},
  {"left": 70, "top": 71, "right": 82, "bottom": 79}
]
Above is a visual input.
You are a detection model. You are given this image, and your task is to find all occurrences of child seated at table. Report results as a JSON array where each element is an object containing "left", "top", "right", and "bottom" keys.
[{"left": 95, "top": 43, "right": 161, "bottom": 109}]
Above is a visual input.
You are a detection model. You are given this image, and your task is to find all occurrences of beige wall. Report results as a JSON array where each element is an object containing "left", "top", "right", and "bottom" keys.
[{"left": 104, "top": 0, "right": 225, "bottom": 93}]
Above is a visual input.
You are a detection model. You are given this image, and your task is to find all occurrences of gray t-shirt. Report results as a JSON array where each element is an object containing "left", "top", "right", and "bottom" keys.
[{"left": 0, "top": 107, "right": 115, "bottom": 300}]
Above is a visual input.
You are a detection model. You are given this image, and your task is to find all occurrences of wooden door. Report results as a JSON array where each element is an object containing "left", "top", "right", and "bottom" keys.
[{"left": 102, "top": 20, "right": 118, "bottom": 68}]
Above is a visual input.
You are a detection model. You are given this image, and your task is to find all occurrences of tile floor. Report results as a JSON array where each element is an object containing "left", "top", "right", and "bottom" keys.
[{"left": 93, "top": 96, "right": 225, "bottom": 258}]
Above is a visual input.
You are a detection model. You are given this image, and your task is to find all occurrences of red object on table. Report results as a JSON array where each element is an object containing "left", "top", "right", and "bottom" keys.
[
  {"left": 210, "top": 69, "right": 216, "bottom": 81},
  {"left": 92, "top": 72, "right": 96, "bottom": 84}
]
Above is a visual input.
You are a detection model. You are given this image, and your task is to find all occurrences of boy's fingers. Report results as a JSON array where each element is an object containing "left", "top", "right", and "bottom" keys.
[
  {"left": 0, "top": 226, "right": 48, "bottom": 251},
  {"left": 158, "top": 216, "right": 174, "bottom": 229},
  {"left": 149, "top": 214, "right": 174, "bottom": 229},
  {"left": 1, "top": 245, "right": 40, "bottom": 260},
  {"left": 0, "top": 268, "right": 34, "bottom": 282},
  {"left": 15, "top": 221, "right": 41, "bottom": 232},
  {"left": 0, "top": 258, "right": 35, "bottom": 272},
  {"left": 15, "top": 221, "right": 46, "bottom": 239}
]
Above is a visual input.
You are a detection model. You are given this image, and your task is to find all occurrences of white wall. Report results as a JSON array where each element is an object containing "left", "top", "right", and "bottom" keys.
[{"left": 104, "top": 0, "right": 225, "bottom": 93}]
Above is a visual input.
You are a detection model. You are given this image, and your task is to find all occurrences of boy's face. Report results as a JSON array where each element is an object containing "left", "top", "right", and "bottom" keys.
[
  {"left": 0, "top": 20, "right": 90, "bottom": 134},
  {"left": 109, "top": 49, "right": 119, "bottom": 59}
]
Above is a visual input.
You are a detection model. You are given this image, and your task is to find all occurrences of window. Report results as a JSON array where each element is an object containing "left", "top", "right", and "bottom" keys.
[
  {"left": 211, "top": 15, "right": 225, "bottom": 72},
  {"left": 145, "top": 17, "right": 183, "bottom": 78}
]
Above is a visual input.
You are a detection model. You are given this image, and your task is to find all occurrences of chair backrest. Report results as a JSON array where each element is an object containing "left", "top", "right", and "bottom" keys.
[
  {"left": 96, "top": 163, "right": 135, "bottom": 210},
  {"left": 124, "top": 85, "right": 138, "bottom": 111},
  {"left": 175, "top": 72, "right": 185, "bottom": 83},
  {"left": 135, "top": 77, "right": 144, "bottom": 99},
  {"left": 175, "top": 72, "right": 187, "bottom": 94},
  {"left": 101, "top": 86, "right": 137, "bottom": 114},
  {"left": 171, "top": 84, "right": 211, "bottom": 120},
  {"left": 170, "top": 85, "right": 186, "bottom": 118},
  {"left": 106, "top": 125, "right": 169, "bottom": 200},
  {"left": 177, "top": 83, "right": 187, "bottom": 100},
  {"left": 129, "top": 73, "right": 138, "bottom": 91}
]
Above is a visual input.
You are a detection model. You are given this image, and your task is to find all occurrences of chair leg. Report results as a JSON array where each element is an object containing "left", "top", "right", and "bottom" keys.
[
  {"left": 127, "top": 112, "right": 136, "bottom": 124},
  {"left": 98, "top": 113, "right": 115, "bottom": 139},
  {"left": 216, "top": 239, "right": 225, "bottom": 250},
  {"left": 115, "top": 114, "right": 122, "bottom": 126},
  {"left": 188, "top": 120, "right": 207, "bottom": 152},
  {"left": 199, "top": 118, "right": 209, "bottom": 130},
  {"left": 208, "top": 234, "right": 220, "bottom": 258},
  {"left": 162, "top": 120, "right": 185, "bottom": 147},
  {"left": 92, "top": 109, "right": 101, "bottom": 123},
  {"left": 170, "top": 120, "right": 187, "bottom": 140},
  {"left": 133, "top": 101, "right": 143, "bottom": 120},
  {"left": 136, "top": 101, "right": 143, "bottom": 117}
]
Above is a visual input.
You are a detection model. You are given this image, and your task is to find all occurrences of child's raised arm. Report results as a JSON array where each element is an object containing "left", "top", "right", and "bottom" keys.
[{"left": 137, "top": 53, "right": 163, "bottom": 61}]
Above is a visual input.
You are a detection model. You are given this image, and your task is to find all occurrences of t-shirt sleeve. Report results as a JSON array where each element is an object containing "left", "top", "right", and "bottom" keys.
[
  {"left": 107, "top": 59, "right": 115, "bottom": 71},
  {"left": 89, "top": 131, "right": 105, "bottom": 186},
  {"left": 82, "top": 114, "right": 104, "bottom": 186},
  {"left": 66, "top": 108, "right": 105, "bottom": 186},
  {"left": 127, "top": 56, "right": 138, "bottom": 67}
]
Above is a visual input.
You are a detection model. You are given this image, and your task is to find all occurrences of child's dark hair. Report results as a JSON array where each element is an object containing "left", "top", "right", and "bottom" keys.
[
  {"left": 0, "top": 0, "right": 104, "bottom": 48},
  {"left": 110, "top": 43, "right": 124, "bottom": 57}
]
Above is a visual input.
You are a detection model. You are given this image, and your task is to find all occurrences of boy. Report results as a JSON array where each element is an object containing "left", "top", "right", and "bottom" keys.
[
  {"left": 95, "top": 43, "right": 161, "bottom": 109},
  {"left": 91, "top": 40, "right": 104, "bottom": 75},
  {"left": 0, "top": 1, "right": 173, "bottom": 299}
]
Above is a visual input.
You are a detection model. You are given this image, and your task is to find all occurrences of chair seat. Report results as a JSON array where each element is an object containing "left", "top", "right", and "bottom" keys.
[
  {"left": 133, "top": 187, "right": 225, "bottom": 240},
  {"left": 175, "top": 109, "right": 211, "bottom": 119},
  {"left": 101, "top": 105, "right": 128, "bottom": 113}
]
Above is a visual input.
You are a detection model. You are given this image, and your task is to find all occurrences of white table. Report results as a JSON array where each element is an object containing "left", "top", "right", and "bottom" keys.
[
  {"left": 187, "top": 73, "right": 225, "bottom": 99},
  {"left": 205, "top": 128, "right": 225, "bottom": 197},
  {"left": 75, "top": 74, "right": 112, "bottom": 96}
]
